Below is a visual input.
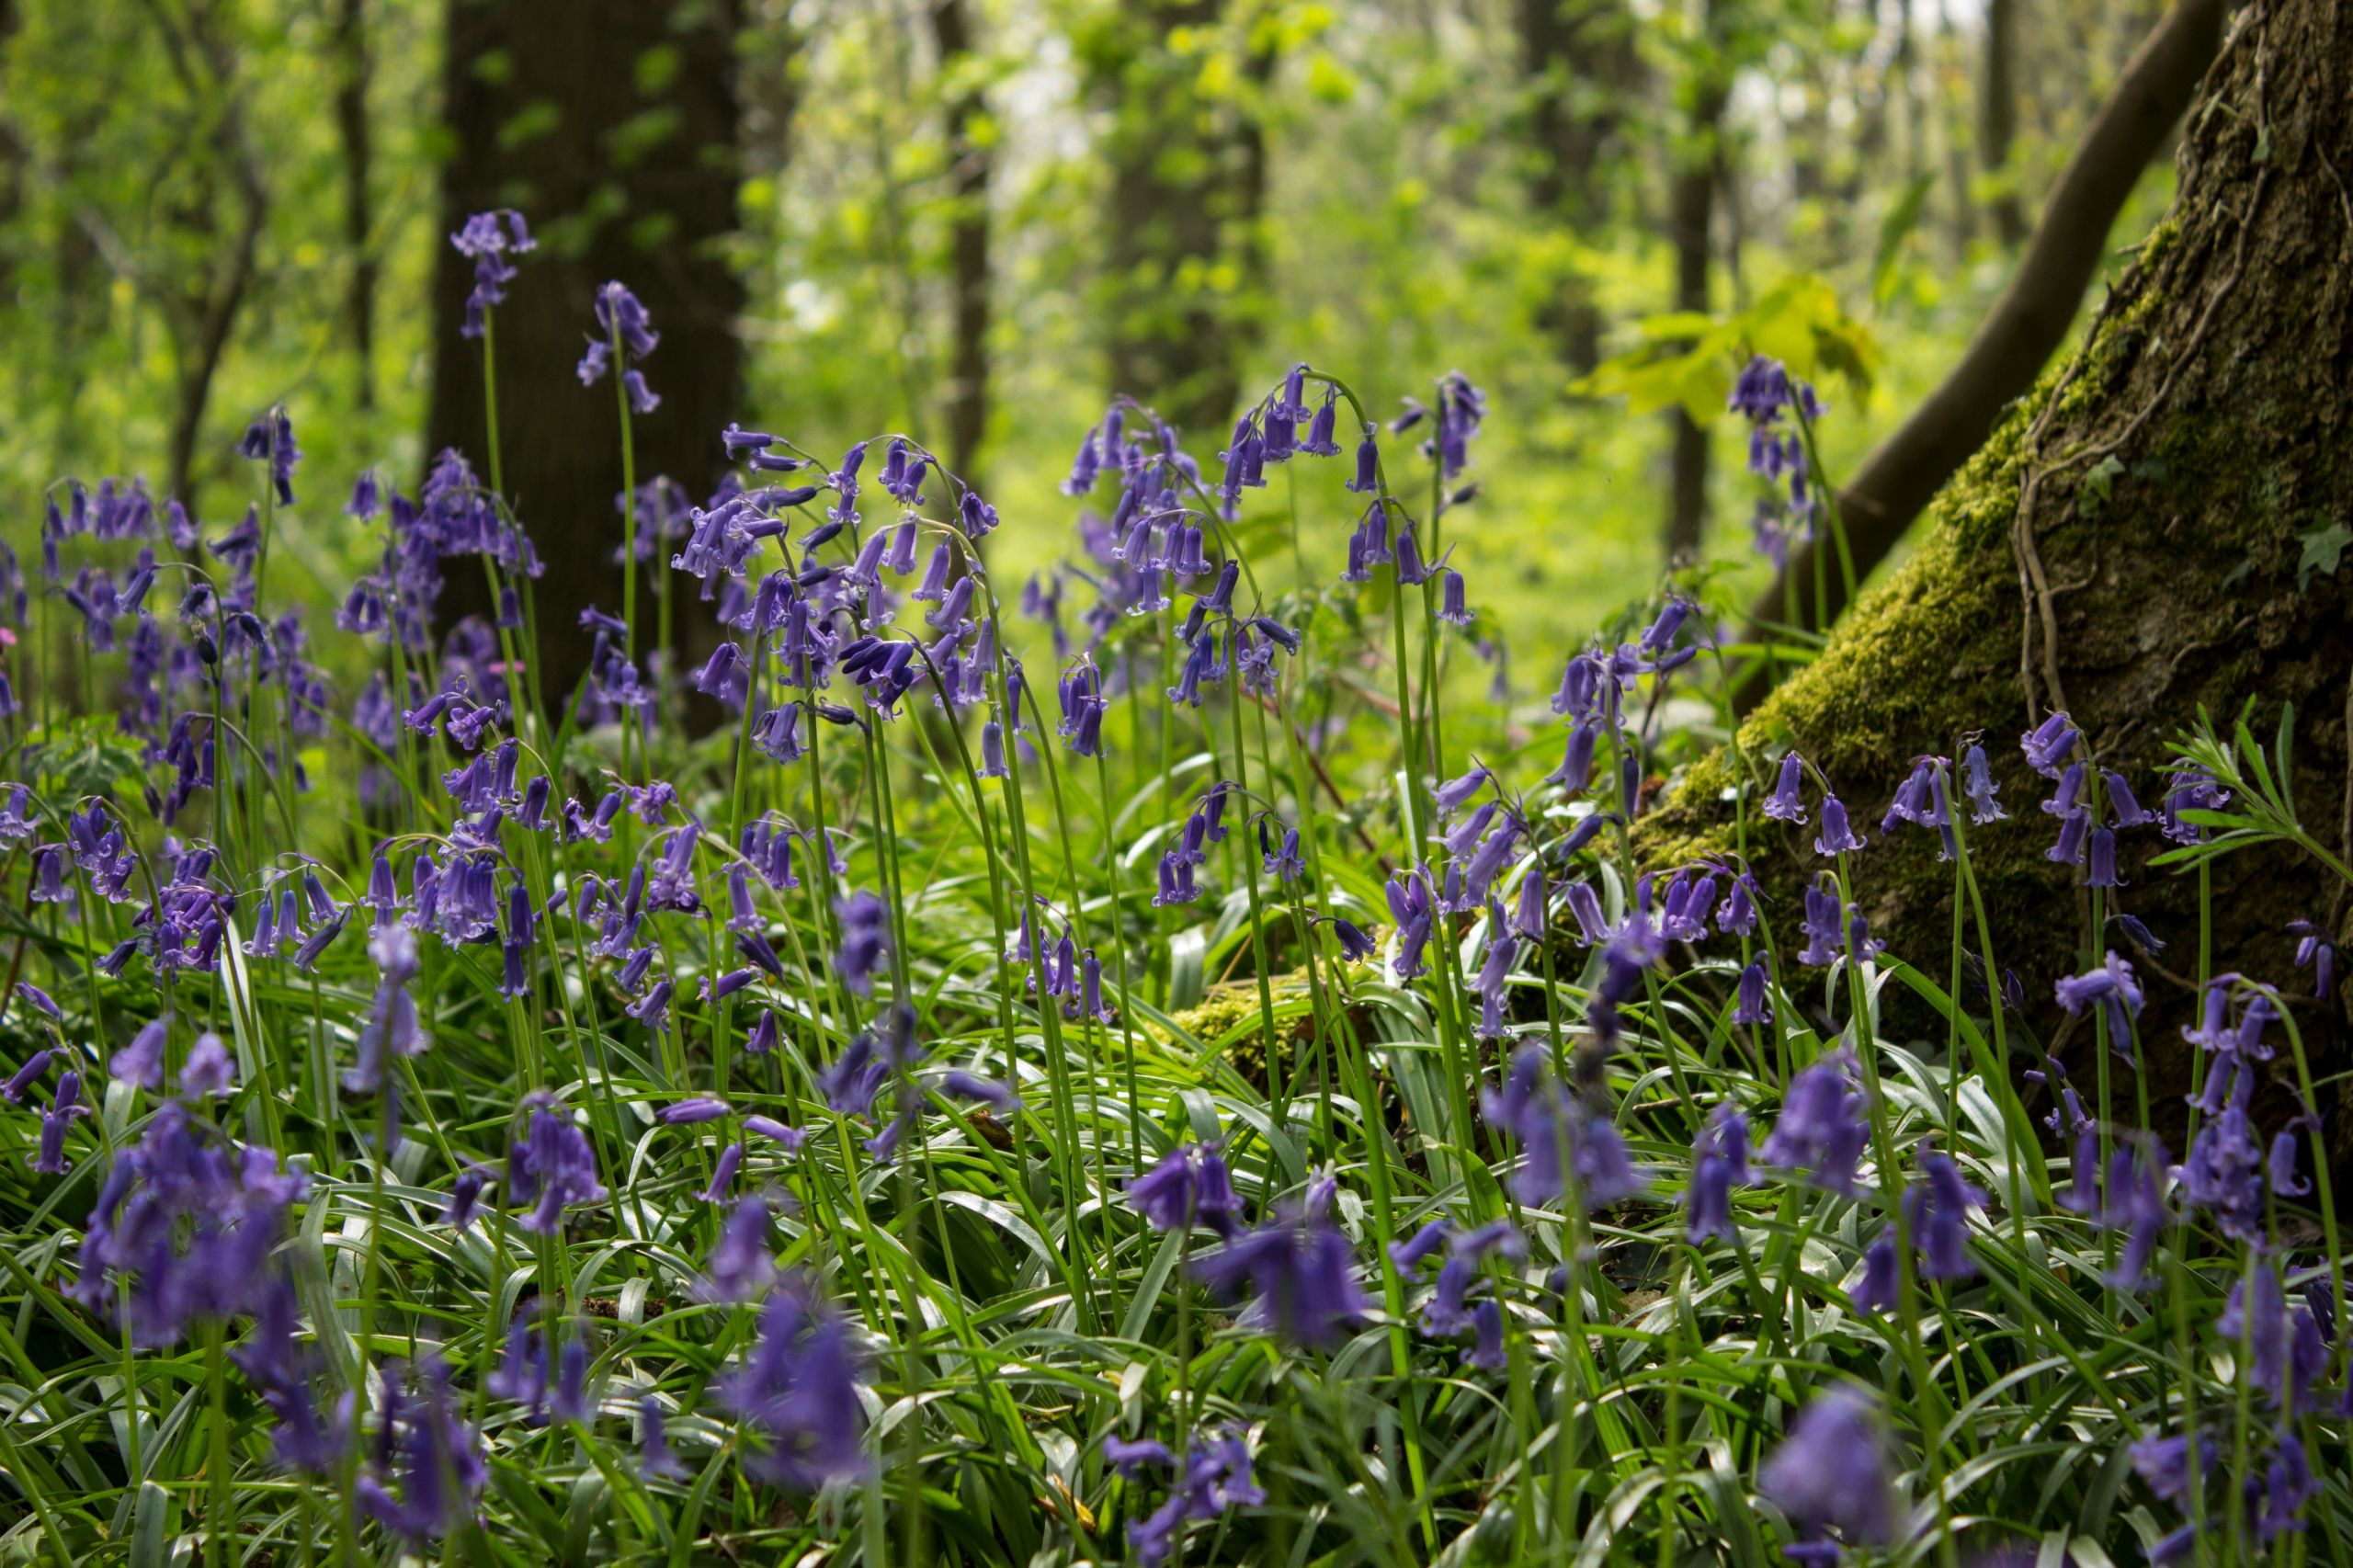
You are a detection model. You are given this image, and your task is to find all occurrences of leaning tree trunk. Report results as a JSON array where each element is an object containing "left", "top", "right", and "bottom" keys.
[
  {"left": 425, "top": 0, "right": 746, "bottom": 709},
  {"left": 1647, "top": 0, "right": 2353, "bottom": 1136}
]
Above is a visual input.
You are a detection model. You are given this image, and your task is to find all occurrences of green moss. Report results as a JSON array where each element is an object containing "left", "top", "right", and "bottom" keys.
[{"left": 1642, "top": 361, "right": 2060, "bottom": 869}]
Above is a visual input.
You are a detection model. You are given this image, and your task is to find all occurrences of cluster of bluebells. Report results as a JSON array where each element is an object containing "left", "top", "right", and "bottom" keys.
[
  {"left": 1729, "top": 355, "right": 1827, "bottom": 566},
  {"left": 18, "top": 250, "right": 2353, "bottom": 1568},
  {"left": 1104, "top": 1426, "right": 1266, "bottom": 1568}
]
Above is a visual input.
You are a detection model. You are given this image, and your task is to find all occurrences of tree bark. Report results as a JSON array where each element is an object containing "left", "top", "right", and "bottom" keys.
[
  {"left": 1519, "top": 0, "right": 1636, "bottom": 377},
  {"left": 1653, "top": 0, "right": 2353, "bottom": 1133},
  {"left": 1982, "top": 0, "right": 2029, "bottom": 245},
  {"left": 1093, "top": 0, "right": 1268, "bottom": 437},
  {"left": 334, "top": 0, "right": 376, "bottom": 410},
  {"left": 425, "top": 0, "right": 746, "bottom": 709},
  {"left": 1737, "top": 0, "right": 2222, "bottom": 685},
  {"left": 931, "top": 0, "right": 991, "bottom": 490},
  {"left": 1663, "top": 29, "right": 1724, "bottom": 564}
]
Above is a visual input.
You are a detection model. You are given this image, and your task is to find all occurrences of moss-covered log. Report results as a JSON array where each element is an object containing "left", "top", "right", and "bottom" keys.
[{"left": 1643, "top": 0, "right": 2353, "bottom": 1129}]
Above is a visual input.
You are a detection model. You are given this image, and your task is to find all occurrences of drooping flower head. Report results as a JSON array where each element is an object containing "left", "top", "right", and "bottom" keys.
[
  {"left": 508, "top": 1100, "right": 607, "bottom": 1234},
  {"left": 450, "top": 210, "right": 535, "bottom": 337},
  {"left": 1191, "top": 1201, "right": 1369, "bottom": 1350},
  {"left": 1128, "top": 1142, "right": 1245, "bottom": 1238},
  {"left": 1758, "top": 1385, "right": 1894, "bottom": 1554},
  {"left": 2053, "top": 950, "right": 2144, "bottom": 1060},
  {"left": 712, "top": 1274, "right": 870, "bottom": 1490}
]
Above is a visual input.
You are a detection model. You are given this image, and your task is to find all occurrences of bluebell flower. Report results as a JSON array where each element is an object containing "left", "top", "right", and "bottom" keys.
[
  {"left": 2053, "top": 950, "right": 2143, "bottom": 1060},
  {"left": 1758, "top": 1386, "right": 1893, "bottom": 1552},
  {"left": 1904, "top": 1149, "right": 1986, "bottom": 1281},
  {"left": 1797, "top": 875, "right": 1847, "bottom": 967},
  {"left": 1106, "top": 1434, "right": 1178, "bottom": 1475},
  {"left": 1438, "top": 569, "right": 1472, "bottom": 626},
  {"left": 834, "top": 890, "right": 891, "bottom": 995},
  {"left": 1193, "top": 1203, "right": 1369, "bottom": 1350},
  {"left": 444, "top": 1165, "right": 491, "bottom": 1233},
  {"left": 509, "top": 1102, "right": 607, "bottom": 1234},
  {"left": 1958, "top": 742, "right": 2006, "bottom": 824},
  {"left": 2099, "top": 1139, "right": 2171, "bottom": 1291},
  {"left": 1688, "top": 1105, "right": 1751, "bottom": 1244},
  {"left": 2159, "top": 764, "right": 2230, "bottom": 846},
  {"left": 2255, "top": 1433, "right": 2317, "bottom": 1544},
  {"left": 31, "top": 1071, "right": 90, "bottom": 1175},
  {"left": 713, "top": 1276, "right": 869, "bottom": 1490},
  {"left": 1389, "top": 1218, "right": 1451, "bottom": 1271},
  {"left": 640, "top": 1397, "right": 687, "bottom": 1480},
  {"left": 1760, "top": 1053, "right": 1871, "bottom": 1197},
  {"left": 2181, "top": 1062, "right": 2266, "bottom": 1243},
  {"left": 1385, "top": 866, "right": 1437, "bottom": 981},
  {"left": 233, "top": 1278, "right": 347, "bottom": 1476},
  {"left": 355, "top": 1356, "right": 485, "bottom": 1541},
  {"left": 2020, "top": 710, "right": 2080, "bottom": 778},
  {"left": 1128, "top": 1142, "right": 1244, "bottom": 1238},
  {"left": 1, "top": 1048, "right": 52, "bottom": 1105},
  {"left": 700, "top": 1196, "right": 779, "bottom": 1302},
  {"left": 236, "top": 408, "right": 301, "bottom": 505},
  {"left": 450, "top": 210, "right": 534, "bottom": 336},
  {"left": 1764, "top": 753, "right": 1808, "bottom": 823},
  {"left": 1328, "top": 916, "right": 1378, "bottom": 962},
  {"left": 178, "top": 1031, "right": 236, "bottom": 1098},
  {"left": 1813, "top": 793, "right": 1866, "bottom": 856},
  {"left": 1733, "top": 960, "right": 1773, "bottom": 1025},
  {"left": 2288, "top": 919, "right": 2337, "bottom": 998},
  {"left": 2219, "top": 1262, "right": 2297, "bottom": 1409},
  {"left": 1829, "top": 1226, "right": 1894, "bottom": 1321},
  {"left": 2130, "top": 1429, "right": 2216, "bottom": 1508},
  {"left": 1464, "top": 1299, "right": 1507, "bottom": 1370}
]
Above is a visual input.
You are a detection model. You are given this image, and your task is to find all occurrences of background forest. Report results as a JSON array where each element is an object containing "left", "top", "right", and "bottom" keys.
[{"left": 0, "top": 0, "right": 2181, "bottom": 649}]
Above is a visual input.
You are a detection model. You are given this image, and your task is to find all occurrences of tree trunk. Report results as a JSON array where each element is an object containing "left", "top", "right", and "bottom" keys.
[
  {"left": 0, "top": 0, "right": 22, "bottom": 305},
  {"left": 1519, "top": 0, "right": 1636, "bottom": 377},
  {"left": 931, "top": 0, "right": 991, "bottom": 490},
  {"left": 1938, "top": 0, "right": 1977, "bottom": 261},
  {"left": 1982, "top": 0, "right": 2029, "bottom": 244},
  {"left": 1737, "top": 0, "right": 2222, "bottom": 665},
  {"left": 1651, "top": 0, "right": 2353, "bottom": 1137},
  {"left": 334, "top": 0, "right": 375, "bottom": 411},
  {"left": 425, "top": 0, "right": 746, "bottom": 709},
  {"left": 1663, "top": 38, "right": 1724, "bottom": 564},
  {"left": 1094, "top": 0, "right": 1267, "bottom": 437}
]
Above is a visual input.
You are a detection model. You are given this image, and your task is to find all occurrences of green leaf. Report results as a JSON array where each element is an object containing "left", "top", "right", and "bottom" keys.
[
  {"left": 2077, "top": 455, "right": 2125, "bottom": 517},
  {"left": 1870, "top": 174, "right": 1936, "bottom": 307},
  {"left": 2297, "top": 521, "right": 2351, "bottom": 588}
]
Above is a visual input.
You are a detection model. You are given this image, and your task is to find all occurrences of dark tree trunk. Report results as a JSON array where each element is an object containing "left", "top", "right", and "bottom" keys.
[
  {"left": 1518, "top": 0, "right": 1636, "bottom": 377},
  {"left": 426, "top": 0, "right": 746, "bottom": 710},
  {"left": 931, "top": 0, "right": 991, "bottom": 490},
  {"left": 1652, "top": 0, "right": 2353, "bottom": 1142},
  {"left": 150, "top": 3, "right": 266, "bottom": 507},
  {"left": 334, "top": 0, "right": 376, "bottom": 410},
  {"left": 0, "top": 0, "right": 21, "bottom": 303},
  {"left": 1094, "top": 0, "right": 1268, "bottom": 438},
  {"left": 1663, "top": 46, "right": 1724, "bottom": 563},
  {"left": 1983, "top": 0, "right": 2029, "bottom": 244}
]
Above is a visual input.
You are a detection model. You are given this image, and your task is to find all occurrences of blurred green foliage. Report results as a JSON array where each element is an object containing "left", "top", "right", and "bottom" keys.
[{"left": 0, "top": 0, "right": 2183, "bottom": 674}]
